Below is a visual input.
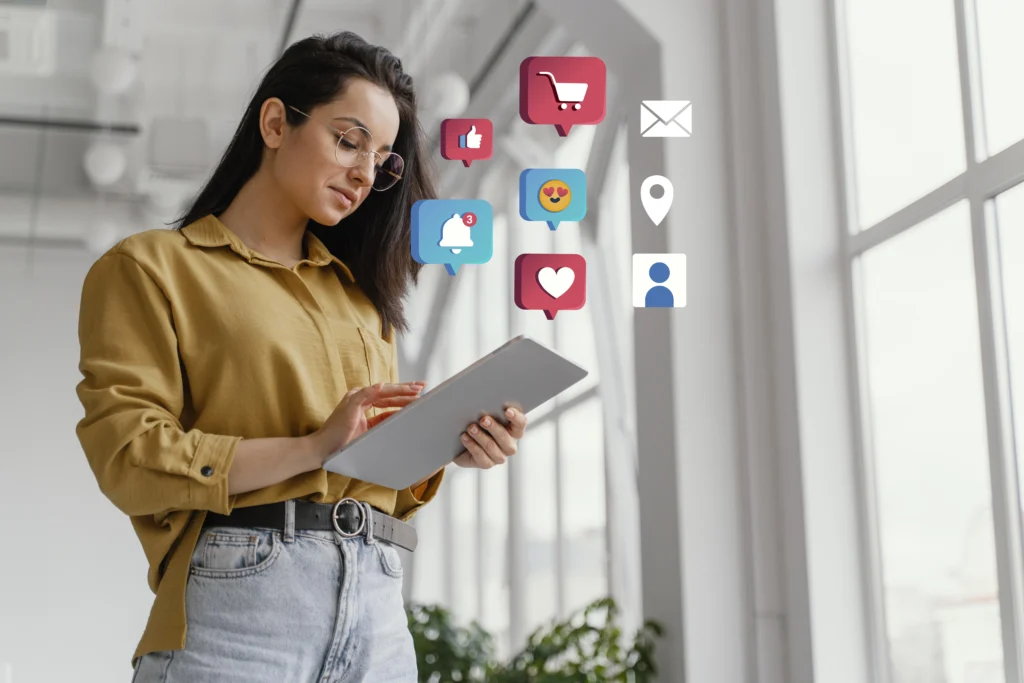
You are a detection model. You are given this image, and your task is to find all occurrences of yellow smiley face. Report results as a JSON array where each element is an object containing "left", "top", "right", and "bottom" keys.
[{"left": 538, "top": 179, "right": 572, "bottom": 213}]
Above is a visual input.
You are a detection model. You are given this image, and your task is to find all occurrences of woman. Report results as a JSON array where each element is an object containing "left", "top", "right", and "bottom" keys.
[{"left": 75, "top": 32, "right": 527, "bottom": 682}]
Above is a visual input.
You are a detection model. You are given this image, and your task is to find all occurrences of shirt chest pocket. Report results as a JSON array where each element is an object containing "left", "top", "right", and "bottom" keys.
[{"left": 330, "top": 322, "right": 394, "bottom": 393}]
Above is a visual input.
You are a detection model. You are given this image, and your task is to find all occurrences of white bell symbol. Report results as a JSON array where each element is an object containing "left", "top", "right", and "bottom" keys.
[{"left": 437, "top": 213, "right": 474, "bottom": 254}]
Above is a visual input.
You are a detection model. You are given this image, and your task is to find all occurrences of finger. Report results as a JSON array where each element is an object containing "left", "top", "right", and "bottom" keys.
[
  {"left": 452, "top": 450, "right": 475, "bottom": 468},
  {"left": 366, "top": 411, "right": 396, "bottom": 428},
  {"left": 353, "top": 383, "right": 420, "bottom": 404},
  {"left": 465, "top": 424, "right": 506, "bottom": 465},
  {"left": 460, "top": 432, "right": 501, "bottom": 468},
  {"left": 368, "top": 382, "right": 423, "bottom": 392},
  {"left": 503, "top": 406, "right": 528, "bottom": 439},
  {"left": 372, "top": 392, "right": 421, "bottom": 404},
  {"left": 381, "top": 382, "right": 423, "bottom": 391},
  {"left": 468, "top": 125, "right": 476, "bottom": 134},
  {"left": 370, "top": 395, "right": 420, "bottom": 408},
  {"left": 477, "top": 415, "right": 517, "bottom": 456}
]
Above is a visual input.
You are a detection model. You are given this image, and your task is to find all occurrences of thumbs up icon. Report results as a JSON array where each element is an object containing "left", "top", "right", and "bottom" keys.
[
  {"left": 459, "top": 125, "right": 483, "bottom": 149},
  {"left": 441, "top": 119, "right": 493, "bottom": 167}
]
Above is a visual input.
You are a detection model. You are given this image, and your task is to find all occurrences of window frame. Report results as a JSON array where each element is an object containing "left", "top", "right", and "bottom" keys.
[{"left": 831, "top": 0, "right": 1024, "bottom": 679}]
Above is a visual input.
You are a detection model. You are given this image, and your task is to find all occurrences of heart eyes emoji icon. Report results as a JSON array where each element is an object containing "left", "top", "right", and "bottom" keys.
[{"left": 538, "top": 179, "right": 572, "bottom": 213}]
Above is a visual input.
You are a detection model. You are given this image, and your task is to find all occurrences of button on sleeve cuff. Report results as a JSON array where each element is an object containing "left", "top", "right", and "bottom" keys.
[{"left": 187, "top": 433, "right": 243, "bottom": 515}]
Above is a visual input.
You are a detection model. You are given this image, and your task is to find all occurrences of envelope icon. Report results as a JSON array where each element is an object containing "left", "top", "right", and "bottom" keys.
[{"left": 641, "top": 100, "right": 692, "bottom": 137}]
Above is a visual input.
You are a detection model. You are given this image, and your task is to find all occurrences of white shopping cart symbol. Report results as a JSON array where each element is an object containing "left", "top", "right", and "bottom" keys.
[{"left": 536, "top": 71, "right": 588, "bottom": 111}]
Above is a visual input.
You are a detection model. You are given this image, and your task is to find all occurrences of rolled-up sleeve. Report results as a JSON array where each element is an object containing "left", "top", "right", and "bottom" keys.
[
  {"left": 75, "top": 249, "right": 241, "bottom": 517},
  {"left": 394, "top": 469, "right": 445, "bottom": 522},
  {"left": 387, "top": 328, "right": 445, "bottom": 521}
]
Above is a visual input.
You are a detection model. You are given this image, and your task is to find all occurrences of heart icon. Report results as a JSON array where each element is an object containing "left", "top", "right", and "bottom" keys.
[
  {"left": 542, "top": 186, "right": 555, "bottom": 197},
  {"left": 556, "top": 187, "right": 568, "bottom": 197},
  {"left": 537, "top": 266, "right": 575, "bottom": 298}
]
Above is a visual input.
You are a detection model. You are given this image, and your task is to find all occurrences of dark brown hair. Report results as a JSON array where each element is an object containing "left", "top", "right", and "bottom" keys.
[{"left": 175, "top": 31, "right": 436, "bottom": 336}]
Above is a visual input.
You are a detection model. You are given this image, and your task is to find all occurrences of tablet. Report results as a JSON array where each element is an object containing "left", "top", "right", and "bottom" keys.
[{"left": 322, "top": 335, "right": 589, "bottom": 489}]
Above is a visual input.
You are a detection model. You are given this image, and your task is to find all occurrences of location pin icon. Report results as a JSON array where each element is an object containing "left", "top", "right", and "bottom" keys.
[{"left": 641, "top": 175, "right": 674, "bottom": 226}]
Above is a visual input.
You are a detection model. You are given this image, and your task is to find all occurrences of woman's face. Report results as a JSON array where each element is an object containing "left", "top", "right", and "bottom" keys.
[{"left": 269, "top": 78, "right": 402, "bottom": 226}]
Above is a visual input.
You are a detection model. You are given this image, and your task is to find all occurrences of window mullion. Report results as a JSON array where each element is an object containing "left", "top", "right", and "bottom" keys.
[
  {"left": 831, "top": 0, "right": 894, "bottom": 678},
  {"left": 954, "top": 0, "right": 1024, "bottom": 680}
]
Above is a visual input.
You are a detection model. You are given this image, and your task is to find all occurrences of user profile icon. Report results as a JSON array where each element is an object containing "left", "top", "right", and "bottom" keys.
[{"left": 632, "top": 253, "right": 686, "bottom": 308}]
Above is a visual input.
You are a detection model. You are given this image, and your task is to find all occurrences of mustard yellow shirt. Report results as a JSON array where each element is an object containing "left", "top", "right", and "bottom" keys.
[{"left": 74, "top": 214, "right": 444, "bottom": 668}]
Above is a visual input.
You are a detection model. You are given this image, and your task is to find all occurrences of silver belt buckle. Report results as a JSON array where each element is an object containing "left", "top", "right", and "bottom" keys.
[{"left": 331, "top": 498, "right": 366, "bottom": 538}]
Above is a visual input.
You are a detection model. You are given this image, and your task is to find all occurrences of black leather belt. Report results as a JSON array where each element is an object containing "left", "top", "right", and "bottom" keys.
[{"left": 202, "top": 498, "right": 418, "bottom": 552}]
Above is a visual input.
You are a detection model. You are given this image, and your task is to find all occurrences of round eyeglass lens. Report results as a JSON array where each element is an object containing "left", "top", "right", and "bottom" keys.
[
  {"left": 373, "top": 153, "right": 404, "bottom": 191},
  {"left": 334, "top": 126, "right": 403, "bottom": 191},
  {"left": 334, "top": 127, "right": 373, "bottom": 167}
]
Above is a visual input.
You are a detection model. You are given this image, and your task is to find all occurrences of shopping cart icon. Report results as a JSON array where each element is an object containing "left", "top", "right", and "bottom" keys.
[
  {"left": 537, "top": 71, "right": 588, "bottom": 111},
  {"left": 520, "top": 56, "right": 606, "bottom": 136}
]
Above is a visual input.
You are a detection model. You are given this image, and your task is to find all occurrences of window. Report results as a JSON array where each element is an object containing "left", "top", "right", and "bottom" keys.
[
  {"left": 558, "top": 398, "right": 608, "bottom": 614},
  {"left": 975, "top": 1, "right": 1024, "bottom": 157},
  {"left": 996, "top": 183, "right": 1024, "bottom": 543},
  {"left": 859, "top": 203, "right": 1002, "bottom": 682},
  {"left": 517, "top": 420, "right": 559, "bottom": 633},
  {"left": 449, "top": 467, "right": 480, "bottom": 623},
  {"left": 480, "top": 455, "right": 510, "bottom": 657},
  {"left": 843, "top": 0, "right": 965, "bottom": 229},
  {"left": 836, "top": 0, "right": 1024, "bottom": 680}
]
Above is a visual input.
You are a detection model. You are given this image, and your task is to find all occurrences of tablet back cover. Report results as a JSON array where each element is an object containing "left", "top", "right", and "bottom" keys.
[{"left": 322, "top": 335, "right": 588, "bottom": 489}]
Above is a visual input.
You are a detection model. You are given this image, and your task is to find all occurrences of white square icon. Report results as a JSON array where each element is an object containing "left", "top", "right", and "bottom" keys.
[{"left": 633, "top": 254, "right": 686, "bottom": 308}]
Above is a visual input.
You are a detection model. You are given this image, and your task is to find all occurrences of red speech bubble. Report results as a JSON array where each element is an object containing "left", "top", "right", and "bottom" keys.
[
  {"left": 440, "top": 118, "right": 494, "bottom": 167},
  {"left": 514, "top": 253, "right": 587, "bottom": 319},
  {"left": 519, "top": 57, "right": 606, "bottom": 137}
]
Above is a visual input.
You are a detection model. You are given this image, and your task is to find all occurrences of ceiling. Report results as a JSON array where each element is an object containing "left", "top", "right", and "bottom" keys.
[{"left": 0, "top": 0, "right": 533, "bottom": 246}]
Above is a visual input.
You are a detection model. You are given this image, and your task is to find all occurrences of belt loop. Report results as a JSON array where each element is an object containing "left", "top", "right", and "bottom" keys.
[
  {"left": 283, "top": 499, "right": 296, "bottom": 544},
  {"left": 361, "top": 502, "right": 376, "bottom": 544}
]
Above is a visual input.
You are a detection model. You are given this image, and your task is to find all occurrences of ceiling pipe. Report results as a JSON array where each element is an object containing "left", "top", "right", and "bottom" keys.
[
  {"left": 278, "top": 0, "right": 304, "bottom": 57},
  {"left": 468, "top": 0, "right": 535, "bottom": 96},
  {"left": 0, "top": 115, "right": 140, "bottom": 135}
]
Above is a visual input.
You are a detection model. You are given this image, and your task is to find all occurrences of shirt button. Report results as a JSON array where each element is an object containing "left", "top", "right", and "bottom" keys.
[{"left": 200, "top": 466, "right": 214, "bottom": 477}]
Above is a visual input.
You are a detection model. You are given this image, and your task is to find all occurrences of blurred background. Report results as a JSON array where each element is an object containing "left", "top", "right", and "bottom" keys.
[{"left": 0, "top": 0, "right": 1022, "bottom": 681}]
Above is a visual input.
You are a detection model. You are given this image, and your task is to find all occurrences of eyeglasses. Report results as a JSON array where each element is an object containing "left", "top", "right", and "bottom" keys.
[{"left": 287, "top": 105, "right": 404, "bottom": 192}]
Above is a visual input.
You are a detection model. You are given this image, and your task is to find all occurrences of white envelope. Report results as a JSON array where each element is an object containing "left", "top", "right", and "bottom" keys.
[{"left": 641, "top": 100, "right": 692, "bottom": 137}]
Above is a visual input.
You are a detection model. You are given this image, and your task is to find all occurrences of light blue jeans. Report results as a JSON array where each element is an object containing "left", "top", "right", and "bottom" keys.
[{"left": 131, "top": 502, "right": 417, "bottom": 682}]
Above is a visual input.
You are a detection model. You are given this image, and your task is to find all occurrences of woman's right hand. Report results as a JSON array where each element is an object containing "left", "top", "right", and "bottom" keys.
[{"left": 309, "top": 381, "right": 425, "bottom": 465}]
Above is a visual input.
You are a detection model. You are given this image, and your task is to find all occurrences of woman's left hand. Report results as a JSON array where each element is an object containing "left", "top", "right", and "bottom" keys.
[{"left": 454, "top": 404, "right": 528, "bottom": 470}]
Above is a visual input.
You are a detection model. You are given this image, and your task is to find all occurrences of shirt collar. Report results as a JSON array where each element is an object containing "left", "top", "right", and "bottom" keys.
[{"left": 181, "top": 214, "right": 355, "bottom": 282}]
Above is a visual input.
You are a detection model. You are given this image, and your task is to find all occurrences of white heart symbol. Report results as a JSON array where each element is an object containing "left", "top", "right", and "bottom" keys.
[{"left": 537, "top": 266, "right": 575, "bottom": 298}]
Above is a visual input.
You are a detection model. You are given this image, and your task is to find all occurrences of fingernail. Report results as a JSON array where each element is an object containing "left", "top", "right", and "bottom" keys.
[
  {"left": 481, "top": 418, "right": 490, "bottom": 426},
  {"left": 461, "top": 434, "right": 470, "bottom": 441},
  {"left": 506, "top": 408, "right": 515, "bottom": 418},
  {"left": 469, "top": 425, "right": 478, "bottom": 434}
]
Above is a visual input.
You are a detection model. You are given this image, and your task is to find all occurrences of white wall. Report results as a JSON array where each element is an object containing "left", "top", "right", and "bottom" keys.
[{"left": 0, "top": 246, "right": 151, "bottom": 682}]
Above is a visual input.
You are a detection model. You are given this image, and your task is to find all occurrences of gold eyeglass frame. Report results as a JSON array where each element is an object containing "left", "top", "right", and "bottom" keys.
[{"left": 286, "top": 105, "right": 403, "bottom": 191}]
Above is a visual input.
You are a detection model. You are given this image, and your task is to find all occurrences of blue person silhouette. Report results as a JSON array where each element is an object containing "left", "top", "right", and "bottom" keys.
[{"left": 644, "top": 262, "right": 674, "bottom": 307}]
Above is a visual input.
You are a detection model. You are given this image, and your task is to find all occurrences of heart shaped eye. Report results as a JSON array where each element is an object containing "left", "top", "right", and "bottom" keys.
[
  {"left": 556, "top": 187, "right": 568, "bottom": 197},
  {"left": 543, "top": 187, "right": 555, "bottom": 197}
]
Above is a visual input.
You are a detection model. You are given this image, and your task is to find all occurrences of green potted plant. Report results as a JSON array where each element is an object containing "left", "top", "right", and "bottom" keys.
[{"left": 407, "top": 597, "right": 663, "bottom": 682}]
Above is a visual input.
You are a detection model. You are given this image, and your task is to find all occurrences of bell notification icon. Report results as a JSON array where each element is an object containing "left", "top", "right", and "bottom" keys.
[{"left": 411, "top": 199, "right": 493, "bottom": 275}]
